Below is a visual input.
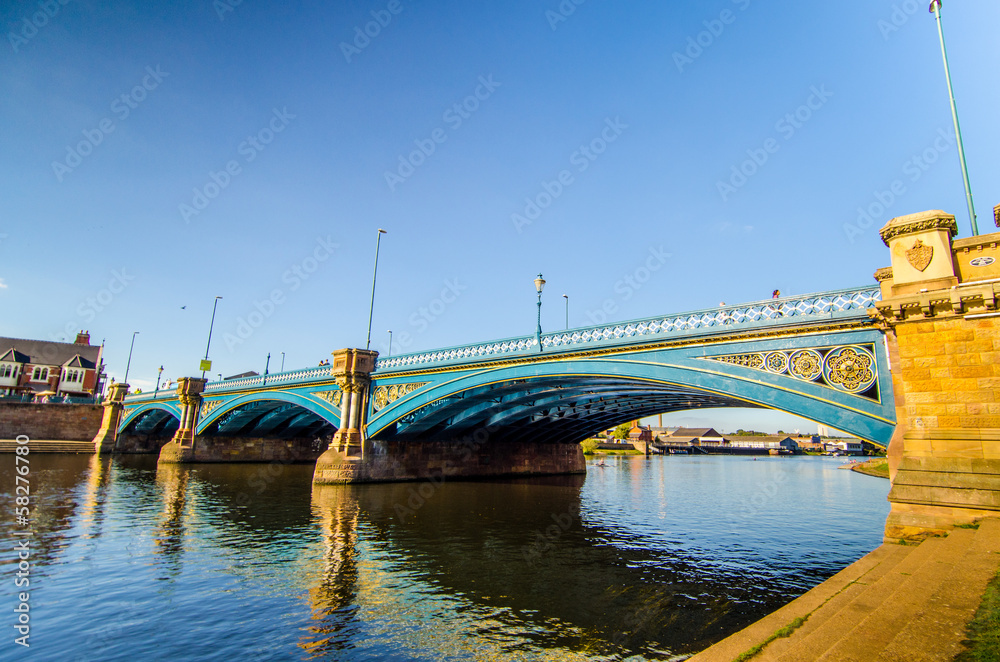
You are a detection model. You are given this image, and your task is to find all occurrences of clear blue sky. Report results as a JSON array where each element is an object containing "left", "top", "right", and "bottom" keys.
[{"left": 2, "top": 0, "right": 998, "bottom": 434}]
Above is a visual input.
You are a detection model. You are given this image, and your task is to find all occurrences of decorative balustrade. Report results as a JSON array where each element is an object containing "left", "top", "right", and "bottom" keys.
[
  {"left": 123, "top": 366, "right": 334, "bottom": 402},
  {"left": 374, "top": 286, "right": 881, "bottom": 372},
  {"left": 119, "top": 286, "right": 881, "bottom": 399}
]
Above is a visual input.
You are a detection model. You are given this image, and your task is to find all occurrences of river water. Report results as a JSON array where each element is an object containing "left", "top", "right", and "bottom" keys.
[{"left": 2, "top": 453, "right": 889, "bottom": 661}]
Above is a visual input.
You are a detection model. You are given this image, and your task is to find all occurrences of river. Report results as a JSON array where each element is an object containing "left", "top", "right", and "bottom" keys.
[{"left": 1, "top": 453, "right": 889, "bottom": 660}]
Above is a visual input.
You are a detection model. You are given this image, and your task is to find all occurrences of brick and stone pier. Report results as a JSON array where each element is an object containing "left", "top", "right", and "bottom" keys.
[{"left": 871, "top": 210, "right": 1000, "bottom": 542}]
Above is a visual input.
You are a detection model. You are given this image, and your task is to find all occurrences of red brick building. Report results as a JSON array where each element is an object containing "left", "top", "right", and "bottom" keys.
[{"left": 0, "top": 332, "right": 105, "bottom": 400}]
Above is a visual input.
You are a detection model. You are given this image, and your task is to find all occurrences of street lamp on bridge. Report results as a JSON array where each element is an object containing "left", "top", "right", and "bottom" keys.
[
  {"left": 123, "top": 331, "right": 139, "bottom": 387},
  {"left": 929, "top": 0, "right": 978, "bottom": 235},
  {"left": 387, "top": 329, "right": 393, "bottom": 357},
  {"left": 563, "top": 294, "right": 569, "bottom": 330},
  {"left": 366, "top": 229, "right": 388, "bottom": 351},
  {"left": 534, "top": 274, "right": 546, "bottom": 352},
  {"left": 154, "top": 365, "right": 163, "bottom": 397},
  {"left": 201, "top": 296, "right": 223, "bottom": 379}
]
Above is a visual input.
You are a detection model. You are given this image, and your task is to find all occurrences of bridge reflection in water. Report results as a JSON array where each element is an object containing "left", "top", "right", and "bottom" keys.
[{"left": 0, "top": 455, "right": 888, "bottom": 659}]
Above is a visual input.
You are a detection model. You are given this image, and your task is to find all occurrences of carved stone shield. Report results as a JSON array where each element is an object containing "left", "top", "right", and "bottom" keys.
[{"left": 906, "top": 239, "right": 933, "bottom": 272}]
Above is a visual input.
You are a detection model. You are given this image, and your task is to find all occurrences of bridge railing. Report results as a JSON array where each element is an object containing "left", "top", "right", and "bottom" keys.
[
  {"left": 201, "top": 366, "right": 333, "bottom": 393},
  {"left": 121, "top": 365, "right": 335, "bottom": 403},
  {"left": 374, "top": 286, "right": 881, "bottom": 373}
]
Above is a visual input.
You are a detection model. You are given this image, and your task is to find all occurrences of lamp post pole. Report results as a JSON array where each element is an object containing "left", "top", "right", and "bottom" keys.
[
  {"left": 366, "top": 229, "right": 388, "bottom": 351},
  {"left": 929, "top": 0, "right": 978, "bottom": 235},
  {"left": 123, "top": 331, "right": 139, "bottom": 386},
  {"left": 154, "top": 365, "right": 163, "bottom": 397},
  {"left": 280, "top": 352, "right": 285, "bottom": 372},
  {"left": 202, "top": 296, "right": 223, "bottom": 379},
  {"left": 534, "top": 274, "right": 546, "bottom": 352},
  {"left": 563, "top": 294, "right": 569, "bottom": 330},
  {"left": 263, "top": 352, "right": 270, "bottom": 386},
  {"left": 387, "top": 330, "right": 393, "bottom": 357}
]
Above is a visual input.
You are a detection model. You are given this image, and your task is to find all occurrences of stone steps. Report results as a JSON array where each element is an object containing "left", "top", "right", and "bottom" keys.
[
  {"left": 688, "top": 544, "right": 915, "bottom": 662},
  {"left": 801, "top": 529, "right": 975, "bottom": 661},
  {"left": 752, "top": 544, "right": 915, "bottom": 662},
  {"left": 876, "top": 518, "right": 1000, "bottom": 662},
  {"left": 770, "top": 534, "right": 958, "bottom": 662},
  {"left": 690, "top": 519, "right": 1000, "bottom": 662},
  {"left": 0, "top": 439, "right": 95, "bottom": 453}
]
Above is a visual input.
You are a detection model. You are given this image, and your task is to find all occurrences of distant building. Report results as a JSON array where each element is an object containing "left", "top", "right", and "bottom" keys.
[
  {"left": 224, "top": 371, "right": 260, "bottom": 380},
  {"left": 628, "top": 424, "right": 653, "bottom": 442},
  {"left": 825, "top": 439, "right": 864, "bottom": 455},
  {"left": 0, "top": 332, "right": 105, "bottom": 399},
  {"left": 796, "top": 436, "right": 826, "bottom": 453},
  {"left": 729, "top": 435, "right": 798, "bottom": 452},
  {"left": 670, "top": 427, "right": 726, "bottom": 446}
]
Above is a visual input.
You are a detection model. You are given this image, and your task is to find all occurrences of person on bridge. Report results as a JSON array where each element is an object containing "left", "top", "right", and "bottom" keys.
[{"left": 772, "top": 289, "right": 781, "bottom": 299}]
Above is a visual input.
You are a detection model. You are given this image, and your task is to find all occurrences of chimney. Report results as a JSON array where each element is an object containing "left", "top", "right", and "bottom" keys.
[{"left": 74, "top": 330, "right": 90, "bottom": 346}]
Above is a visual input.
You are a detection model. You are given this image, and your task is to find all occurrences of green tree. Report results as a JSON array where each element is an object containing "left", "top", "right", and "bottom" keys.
[{"left": 613, "top": 423, "right": 632, "bottom": 440}]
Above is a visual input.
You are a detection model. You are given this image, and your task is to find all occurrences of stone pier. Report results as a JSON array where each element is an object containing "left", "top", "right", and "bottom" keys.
[
  {"left": 871, "top": 210, "right": 1000, "bottom": 542},
  {"left": 93, "top": 382, "right": 129, "bottom": 453}
]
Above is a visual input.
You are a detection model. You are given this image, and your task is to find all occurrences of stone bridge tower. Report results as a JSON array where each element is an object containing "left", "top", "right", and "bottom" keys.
[{"left": 872, "top": 210, "right": 1000, "bottom": 542}]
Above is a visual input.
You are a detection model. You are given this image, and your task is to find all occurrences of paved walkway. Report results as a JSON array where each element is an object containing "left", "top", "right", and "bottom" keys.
[{"left": 690, "top": 519, "right": 1000, "bottom": 661}]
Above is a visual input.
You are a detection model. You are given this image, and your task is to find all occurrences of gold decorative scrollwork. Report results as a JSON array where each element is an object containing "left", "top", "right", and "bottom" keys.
[
  {"left": 200, "top": 400, "right": 221, "bottom": 418},
  {"left": 788, "top": 349, "right": 823, "bottom": 381},
  {"left": 313, "top": 390, "right": 342, "bottom": 407},
  {"left": 371, "top": 381, "right": 429, "bottom": 412},
  {"left": 715, "top": 353, "right": 764, "bottom": 370},
  {"left": 763, "top": 351, "right": 788, "bottom": 374},
  {"left": 708, "top": 344, "right": 879, "bottom": 398},
  {"left": 122, "top": 407, "right": 134, "bottom": 419},
  {"left": 823, "top": 346, "right": 876, "bottom": 393}
]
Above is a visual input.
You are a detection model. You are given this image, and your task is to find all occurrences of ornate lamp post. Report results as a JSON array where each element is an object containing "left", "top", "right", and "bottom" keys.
[
  {"left": 123, "top": 331, "right": 139, "bottom": 386},
  {"left": 154, "top": 365, "right": 163, "bottom": 397},
  {"left": 563, "top": 294, "right": 569, "bottom": 330},
  {"left": 929, "top": 0, "right": 978, "bottom": 235},
  {"left": 534, "top": 274, "right": 546, "bottom": 352},
  {"left": 387, "top": 330, "right": 393, "bottom": 357},
  {"left": 366, "top": 229, "right": 388, "bottom": 350},
  {"left": 280, "top": 352, "right": 285, "bottom": 372}
]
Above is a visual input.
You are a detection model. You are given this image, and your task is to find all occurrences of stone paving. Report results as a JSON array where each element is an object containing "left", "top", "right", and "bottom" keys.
[{"left": 690, "top": 518, "right": 1000, "bottom": 662}]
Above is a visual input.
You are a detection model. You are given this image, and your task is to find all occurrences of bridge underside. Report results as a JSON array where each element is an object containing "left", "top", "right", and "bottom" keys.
[
  {"left": 117, "top": 401, "right": 337, "bottom": 460},
  {"left": 199, "top": 401, "right": 336, "bottom": 439},
  {"left": 376, "top": 376, "right": 761, "bottom": 445}
]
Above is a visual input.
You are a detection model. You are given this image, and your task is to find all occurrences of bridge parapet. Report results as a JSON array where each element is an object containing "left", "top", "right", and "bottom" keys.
[{"left": 374, "top": 286, "right": 881, "bottom": 373}]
